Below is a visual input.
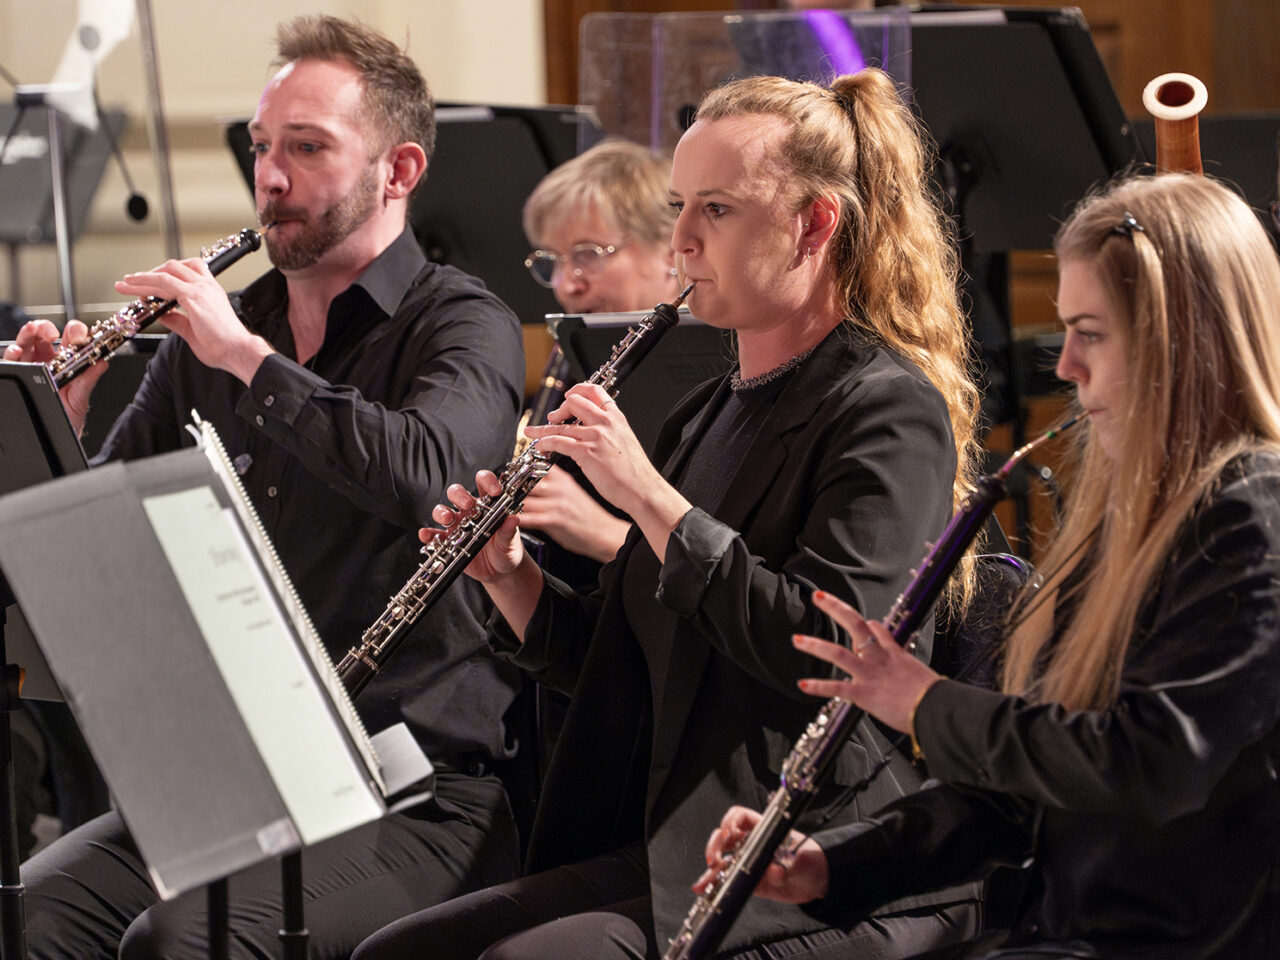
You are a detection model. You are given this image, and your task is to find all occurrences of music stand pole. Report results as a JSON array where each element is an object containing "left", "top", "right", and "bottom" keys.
[
  {"left": 133, "top": 0, "right": 181, "bottom": 257},
  {"left": 207, "top": 878, "right": 228, "bottom": 960},
  {"left": 0, "top": 584, "right": 28, "bottom": 960},
  {"left": 279, "top": 851, "right": 309, "bottom": 960}
]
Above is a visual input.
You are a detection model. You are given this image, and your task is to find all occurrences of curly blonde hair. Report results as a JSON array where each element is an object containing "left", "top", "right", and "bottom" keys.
[{"left": 696, "top": 70, "right": 983, "bottom": 603}]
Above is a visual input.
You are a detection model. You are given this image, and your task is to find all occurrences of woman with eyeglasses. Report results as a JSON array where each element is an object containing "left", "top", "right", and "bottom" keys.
[
  {"left": 514, "top": 140, "right": 682, "bottom": 569},
  {"left": 523, "top": 139, "right": 680, "bottom": 318},
  {"left": 702, "top": 171, "right": 1280, "bottom": 960},
  {"left": 354, "top": 69, "right": 982, "bottom": 960}
]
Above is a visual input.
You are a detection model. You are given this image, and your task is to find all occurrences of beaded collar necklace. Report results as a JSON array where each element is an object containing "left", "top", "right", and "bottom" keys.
[{"left": 729, "top": 344, "right": 818, "bottom": 393}]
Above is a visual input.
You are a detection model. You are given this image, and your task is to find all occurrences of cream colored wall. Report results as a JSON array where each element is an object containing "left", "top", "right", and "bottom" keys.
[{"left": 1, "top": 0, "right": 546, "bottom": 316}]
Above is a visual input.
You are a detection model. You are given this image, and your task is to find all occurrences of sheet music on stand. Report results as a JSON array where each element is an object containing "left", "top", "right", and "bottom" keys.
[{"left": 0, "top": 411, "right": 431, "bottom": 900}]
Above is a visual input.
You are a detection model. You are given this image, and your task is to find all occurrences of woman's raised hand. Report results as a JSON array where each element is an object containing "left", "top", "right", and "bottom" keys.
[
  {"left": 793, "top": 591, "right": 942, "bottom": 735},
  {"left": 419, "top": 470, "right": 524, "bottom": 584}
]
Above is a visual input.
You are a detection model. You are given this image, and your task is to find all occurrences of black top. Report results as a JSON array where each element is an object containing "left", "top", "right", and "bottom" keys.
[
  {"left": 494, "top": 325, "right": 973, "bottom": 951},
  {"left": 808, "top": 451, "right": 1280, "bottom": 959},
  {"left": 94, "top": 229, "right": 526, "bottom": 766}
]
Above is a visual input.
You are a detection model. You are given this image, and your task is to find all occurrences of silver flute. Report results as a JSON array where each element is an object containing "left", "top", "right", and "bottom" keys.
[
  {"left": 663, "top": 416, "right": 1082, "bottom": 960},
  {"left": 337, "top": 283, "right": 695, "bottom": 698},
  {"left": 44, "top": 227, "right": 266, "bottom": 387}
]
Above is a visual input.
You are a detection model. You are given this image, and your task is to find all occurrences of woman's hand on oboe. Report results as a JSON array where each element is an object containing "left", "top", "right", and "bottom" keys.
[
  {"left": 694, "top": 805, "right": 830, "bottom": 905},
  {"left": 420, "top": 470, "right": 525, "bottom": 583},
  {"left": 3, "top": 318, "right": 106, "bottom": 437},
  {"left": 518, "top": 465, "right": 630, "bottom": 564},
  {"left": 527, "top": 383, "right": 692, "bottom": 563},
  {"left": 793, "top": 590, "right": 942, "bottom": 735},
  {"left": 420, "top": 469, "right": 545, "bottom": 641}
]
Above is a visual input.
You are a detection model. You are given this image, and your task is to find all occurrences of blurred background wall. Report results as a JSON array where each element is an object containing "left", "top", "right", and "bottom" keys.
[{"left": 0, "top": 0, "right": 545, "bottom": 311}]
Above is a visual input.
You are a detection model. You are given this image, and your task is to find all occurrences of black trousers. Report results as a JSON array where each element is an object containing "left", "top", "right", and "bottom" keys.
[
  {"left": 352, "top": 845, "right": 980, "bottom": 960},
  {"left": 21, "top": 770, "right": 519, "bottom": 960}
]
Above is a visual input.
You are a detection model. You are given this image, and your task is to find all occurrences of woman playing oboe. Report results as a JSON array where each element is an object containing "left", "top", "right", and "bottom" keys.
[
  {"left": 354, "top": 69, "right": 981, "bottom": 960},
  {"left": 705, "top": 171, "right": 1280, "bottom": 959}
]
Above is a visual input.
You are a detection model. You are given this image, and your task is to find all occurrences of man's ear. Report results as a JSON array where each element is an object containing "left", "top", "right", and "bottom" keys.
[{"left": 385, "top": 142, "right": 427, "bottom": 200}]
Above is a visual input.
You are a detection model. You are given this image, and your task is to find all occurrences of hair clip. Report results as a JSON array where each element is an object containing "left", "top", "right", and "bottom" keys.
[{"left": 1113, "top": 212, "right": 1146, "bottom": 237}]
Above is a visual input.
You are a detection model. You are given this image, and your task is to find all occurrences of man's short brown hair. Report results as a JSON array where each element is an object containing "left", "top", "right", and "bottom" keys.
[{"left": 274, "top": 14, "right": 436, "bottom": 168}]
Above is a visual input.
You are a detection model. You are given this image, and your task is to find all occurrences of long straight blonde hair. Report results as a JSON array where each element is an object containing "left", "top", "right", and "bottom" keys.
[{"left": 1002, "top": 173, "right": 1280, "bottom": 709}]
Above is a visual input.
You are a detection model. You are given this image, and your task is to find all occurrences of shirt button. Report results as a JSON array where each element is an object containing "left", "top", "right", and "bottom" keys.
[
  {"left": 255, "top": 415, "right": 265, "bottom": 426},
  {"left": 264, "top": 394, "right": 275, "bottom": 407},
  {"left": 267, "top": 486, "right": 279, "bottom": 498}
]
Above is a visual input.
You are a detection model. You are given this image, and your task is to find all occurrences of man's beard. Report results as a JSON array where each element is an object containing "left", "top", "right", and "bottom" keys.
[{"left": 260, "top": 166, "right": 381, "bottom": 271}]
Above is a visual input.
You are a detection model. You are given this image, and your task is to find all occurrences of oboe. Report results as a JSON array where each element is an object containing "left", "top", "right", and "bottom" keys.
[
  {"left": 337, "top": 283, "right": 695, "bottom": 698},
  {"left": 662, "top": 416, "right": 1082, "bottom": 960},
  {"left": 44, "top": 227, "right": 266, "bottom": 388}
]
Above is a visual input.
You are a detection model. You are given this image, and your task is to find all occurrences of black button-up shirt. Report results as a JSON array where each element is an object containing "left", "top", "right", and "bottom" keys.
[{"left": 95, "top": 229, "right": 526, "bottom": 764}]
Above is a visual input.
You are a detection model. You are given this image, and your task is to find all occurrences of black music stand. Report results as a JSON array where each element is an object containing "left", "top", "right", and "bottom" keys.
[
  {"left": 904, "top": 6, "right": 1141, "bottom": 253},
  {"left": 888, "top": 6, "right": 1138, "bottom": 422},
  {"left": 550, "top": 309, "right": 733, "bottom": 457},
  {"left": 0, "top": 360, "right": 88, "bottom": 960},
  {"left": 902, "top": 6, "right": 1144, "bottom": 544},
  {"left": 0, "top": 418, "right": 430, "bottom": 958}
]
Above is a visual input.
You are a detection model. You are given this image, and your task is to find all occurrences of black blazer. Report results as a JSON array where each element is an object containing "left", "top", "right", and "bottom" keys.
[{"left": 494, "top": 325, "right": 971, "bottom": 951}]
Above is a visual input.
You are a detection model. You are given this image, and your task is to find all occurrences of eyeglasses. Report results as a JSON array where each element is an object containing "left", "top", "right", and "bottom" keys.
[{"left": 524, "top": 242, "right": 629, "bottom": 288}]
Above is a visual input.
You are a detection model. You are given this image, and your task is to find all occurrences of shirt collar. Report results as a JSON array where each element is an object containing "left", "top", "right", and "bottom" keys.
[
  {"left": 352, "top": 227, "right": 428, "bottom": 318},
  {"left": 237, "top": 227, "right": 428, "bottom": 327}
]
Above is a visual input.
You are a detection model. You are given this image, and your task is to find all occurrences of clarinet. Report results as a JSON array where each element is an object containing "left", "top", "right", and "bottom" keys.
[
  {"left": 44, "top": 227, "right": 266, "bottom": 388},
  {"left": 337, "top": 283, "right": 695, "bottom": 698},
  {"left": 662, "top": 416, "right": 1082, "bottom": 960}
]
